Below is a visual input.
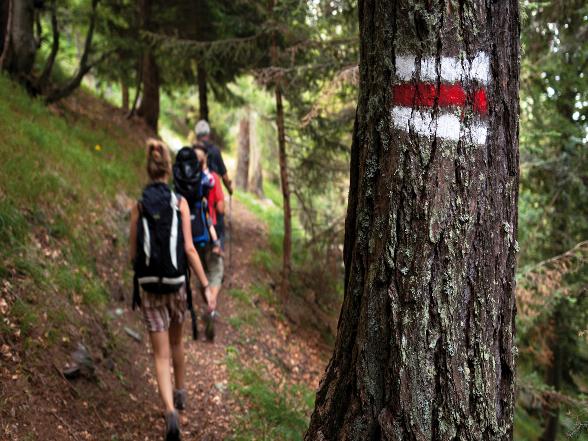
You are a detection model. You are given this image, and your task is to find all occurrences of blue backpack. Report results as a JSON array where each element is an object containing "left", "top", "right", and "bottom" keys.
[{"left": 173, "top": 147, "right": 210, "bottom": 248}]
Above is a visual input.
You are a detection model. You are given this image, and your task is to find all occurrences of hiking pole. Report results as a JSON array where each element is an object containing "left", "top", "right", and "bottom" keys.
[{"left": 228, "top": 194, "right": 233, "bottom": 288}]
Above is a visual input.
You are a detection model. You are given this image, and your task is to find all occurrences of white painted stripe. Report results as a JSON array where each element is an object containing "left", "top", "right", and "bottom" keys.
[
  {"left": 395, "top": 52, "right": 490, "bottom": 84},
  {"left": 170, "top": 192, "right": 179, "bottom": 270},
  {"left": 391, "top": 106, "right": 488, "bottom": 145},
  {"left": 469, "top": 52, "right": 490, "bottom": 84},
  {"left": 395, "top": 55, "right": 416, "bottom": 81},
  {"left": 142, "top": 217, "right": 150, "bottom": 267}
]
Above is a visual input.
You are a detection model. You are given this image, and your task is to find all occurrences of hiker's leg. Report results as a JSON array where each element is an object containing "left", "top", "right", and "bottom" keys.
[
  {"left": 169, "top": 320, "right": 185, "bottom": 390},
  {"left": 149, "top": 330, "right": 174, "bottom": 413},
  {"left": 207, "top": 253, "right": 224, "bottom": 311}
]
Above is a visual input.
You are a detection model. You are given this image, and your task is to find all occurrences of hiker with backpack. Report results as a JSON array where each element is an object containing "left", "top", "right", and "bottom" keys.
[
  {"left": 173, "top": 146, "right": 223, "bottom": 340},
  {"left": 194, "top": 142, "right": 226, "bottom": 340},
  {"left": 130, "top": 139, "right": 211, "bottom": 441},
  {"left": 194, "top": 120, "right": 234, "bottom": 196}
]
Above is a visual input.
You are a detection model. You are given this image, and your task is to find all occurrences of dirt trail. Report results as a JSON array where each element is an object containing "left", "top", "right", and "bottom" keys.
[
  {"left": 1, "top": 197, "right": 325, "bottom": 441},
  {"left": 131, "top": 200, "right": 267, "bottom": 440},
  {"left": 120, "top": 198, "right": 328, "bottom": 440}
]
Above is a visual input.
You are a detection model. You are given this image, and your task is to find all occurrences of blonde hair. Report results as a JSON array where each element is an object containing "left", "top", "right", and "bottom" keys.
[{"left": 146, "top": 138, "right": 171, "bottom": 181}]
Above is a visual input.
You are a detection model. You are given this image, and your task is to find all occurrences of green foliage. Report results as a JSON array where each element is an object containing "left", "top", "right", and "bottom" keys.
[
  {"left": 515, "top": 1, "right": 588, "bottom": 438},
  {"left": 226, "top": 347, "right": 314, "bottom": 441},
  {"left": 0, "top": 73, "right": 141, "bottom": 346}
]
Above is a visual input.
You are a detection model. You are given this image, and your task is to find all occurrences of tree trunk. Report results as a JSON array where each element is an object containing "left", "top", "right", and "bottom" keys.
[
  {"left": 235, "top": 112, "right": 251, "bottom": 190},
  {"left": 305, "top": 1, "right": 520, "bottom": 440},
  {"left": 121, "top": 79, "right": 129, "bottom": 112},
  {"left": 35, "top": 0, "right": 58, "bottom": 92},
  {"left": 197, "top": 62, "right": 209, "bottom": 122},
  {"left": 1, "top": 0, "right": 36, "bottom": 80},
  {"left": 44, "top": 0, "right": 102, "bottom": 104},
  {"left": 248, "top": 111, "right": 264, "bottom": 197},
  {"left": 540, "top": 303, "right": 565, "bottom": 441},
  {"left": 0, "top": 0, "right": 11, "bottom": 60},
  {"left": 275, "top": 83, "right": 291, "bottom": 304},
  {"left": 136, "top": 0, "right": 158, "bottom": 132},
  {"left": 270, "top": 0, "right": 292, "bottom": 305},
  {"left": 136, "top": 51, "right": 159, "bottom": 131}
]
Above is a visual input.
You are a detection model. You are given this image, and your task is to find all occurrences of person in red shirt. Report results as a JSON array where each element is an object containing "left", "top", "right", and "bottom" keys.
[{"left": 194, "top": 143, "right": 225, "bottom": 340}]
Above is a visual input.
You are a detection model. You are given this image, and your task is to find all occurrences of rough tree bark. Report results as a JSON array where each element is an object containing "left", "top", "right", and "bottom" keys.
[
  {"left": 305, "top": 1, "right": 520, "bottom": 440},
  {"left": 248, "top": 111, "right": 264, "bottom": 197},
  {"left": 235, "top": 111, "right": 251, "bottom": 190},
  {"left": 136, "top": 0, "right": 159, "bottom": 131},
  {"left": 1, "top": 0, "right": 36, "bottom": 79}
]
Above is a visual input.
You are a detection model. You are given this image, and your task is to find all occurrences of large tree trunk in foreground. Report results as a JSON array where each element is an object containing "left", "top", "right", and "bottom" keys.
[
  {"left": 235, "top": 112, "right": 251, "bottom": 190},
  {"left": 305, "top": 1, "right": 520, "bottom": 440},
  {"left": 248, "top": 111, "right": 264, "bottom": 197},
  {"left": 1, "top": 0, "right": 36, "bottom": 79}
]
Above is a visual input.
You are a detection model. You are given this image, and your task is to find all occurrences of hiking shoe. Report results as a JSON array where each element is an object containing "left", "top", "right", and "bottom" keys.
[
  {"left": 204, "top": 310, "right": 219, "bottom": 341},
  {"left": 173, "top": 389, "right": 187, "bottom": 411},
  {"left": 165, "top": 410, "right": 181, "bottom": 441}
]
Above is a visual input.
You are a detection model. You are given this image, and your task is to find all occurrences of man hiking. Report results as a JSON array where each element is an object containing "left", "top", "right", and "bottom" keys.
[
  {"left": 194, "top": 120, "right": 233, "bottom": 196},
  {"left": 130, "top": 139, "right": 212, "bottom": 441}
]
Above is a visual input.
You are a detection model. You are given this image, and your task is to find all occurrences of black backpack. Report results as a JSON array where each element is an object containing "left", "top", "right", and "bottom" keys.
[
  {"left": 132, "top": 183, "right": 187, "bottom": 308},
  {"left": 173, "top": 147, "right": 211, "bottom": 248}
]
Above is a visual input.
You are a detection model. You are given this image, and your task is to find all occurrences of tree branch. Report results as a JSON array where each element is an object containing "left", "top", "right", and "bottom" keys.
[
  {"left": 36, "top": 0, "right": 59, "bottom": 91},
  {"left": 45, "top": 0, "right": 101, "bottom": 103}
]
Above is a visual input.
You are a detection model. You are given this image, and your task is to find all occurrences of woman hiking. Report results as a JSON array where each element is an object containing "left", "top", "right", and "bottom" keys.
[{"left": 129, "top": 139, "right": 211, "bottom": 441}]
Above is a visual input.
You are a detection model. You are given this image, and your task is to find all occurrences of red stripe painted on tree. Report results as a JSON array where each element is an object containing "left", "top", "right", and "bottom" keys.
[{"left": 392, "top": 83, "right": 487, "bottom": 114}]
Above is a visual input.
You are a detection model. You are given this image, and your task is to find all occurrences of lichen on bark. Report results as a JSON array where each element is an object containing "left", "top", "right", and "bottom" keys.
[{"left": 305, "top": 0, "right": 520, "bottom": 440}]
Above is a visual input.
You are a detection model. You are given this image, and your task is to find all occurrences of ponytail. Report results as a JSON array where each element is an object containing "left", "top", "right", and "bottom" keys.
[{"left": 146, "top": 138, "right": 171, "bottom": 181}]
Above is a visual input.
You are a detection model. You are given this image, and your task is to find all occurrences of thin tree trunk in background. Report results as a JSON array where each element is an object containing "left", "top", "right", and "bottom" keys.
[
  {"left": 137, "top": 51, "right": 159, "bottom": 131},
  {"left": 136, "top": 0, "right": 159, "bottom": 132},
  {"left": 305, "top": 0, "right": 519, "bottom": 439},
  {"left": 121, "top": 80, "right": 129, "bottom": 112},
  {"left": 128, "top": 60, "right": 142, "bottom": 118},
  {"left": 248, "top": 111, "right": 264, "bottom": 197},
  {"left": 197, "top": 62, "right": 209, "bottom": 122},
  {"left": 275, "top": 83, "right": 291, "bottom": 304},
  {"left": 540, "top": 314, "right": 562, "bottom": 441},
  {"left": 270, "top": 0, "right": 292, "bottom": 305},
  {"left": 35, "top": 0, "right": 59, "bottom": 92},
  {"left": 235, "top": 111, "right": 251, "bottom": 190}
]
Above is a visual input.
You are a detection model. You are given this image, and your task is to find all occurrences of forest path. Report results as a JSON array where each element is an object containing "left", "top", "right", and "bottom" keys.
[
  {"left": 117, "top": 198, "right": 326, "bottom": 440},
  {"left": 0, "top": 189, "right": 326, "bottom": 441}
]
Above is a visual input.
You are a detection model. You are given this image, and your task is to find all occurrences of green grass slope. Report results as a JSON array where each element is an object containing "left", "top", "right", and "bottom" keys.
[
  {"left": 0, "top": 75, "right": 151, "bottom": 438},
  {"left": 0, "top": 73, "right": 144, "bottom": 326}
]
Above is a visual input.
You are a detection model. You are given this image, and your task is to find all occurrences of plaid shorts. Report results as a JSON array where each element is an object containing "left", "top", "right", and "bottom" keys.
[{"left": 140, "top": 284, "right": 187, "bottom": 333}]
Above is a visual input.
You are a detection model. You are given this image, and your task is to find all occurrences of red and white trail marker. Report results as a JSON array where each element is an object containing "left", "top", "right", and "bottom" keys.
[{"left": 391, "top": 52, "right": 490, "bottom": 145}]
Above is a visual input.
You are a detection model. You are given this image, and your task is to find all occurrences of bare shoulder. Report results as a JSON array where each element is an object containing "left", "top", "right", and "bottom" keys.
[
  {"left": 130, "top": 202, "right": 139, "bottom": 218},
  {"left": 178, "top": 196, "right": 189, "bottom": 213}
]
